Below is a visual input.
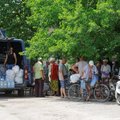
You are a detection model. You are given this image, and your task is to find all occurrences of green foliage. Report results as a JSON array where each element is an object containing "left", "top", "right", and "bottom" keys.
[
  {"left": 0, "top": 0, "right": 34, "bottom": 41},
  {"left": 26, "top": 0, "right": 120, "bottom": 61}
]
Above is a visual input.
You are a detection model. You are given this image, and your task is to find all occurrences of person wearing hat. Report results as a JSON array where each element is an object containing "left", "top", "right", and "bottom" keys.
[
  {"left": 81, "top": 60, "right": 98, "bottom": 101},
  {"left": 33, "top": 57, "right": 45, "bottom": 97},
  {"left": 49, "top": 58, "right": 59, "bottom": 96},
  {"left": 101, "top": 59, "right": 111, "bottom": 81}
]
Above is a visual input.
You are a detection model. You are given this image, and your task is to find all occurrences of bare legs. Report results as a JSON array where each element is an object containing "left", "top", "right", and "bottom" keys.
[
  {"left": 60, "top": 88, "right": 67, "bottom": 98},
  {"left": 86, "top": 84, "right": 91, "bottom": 101}
]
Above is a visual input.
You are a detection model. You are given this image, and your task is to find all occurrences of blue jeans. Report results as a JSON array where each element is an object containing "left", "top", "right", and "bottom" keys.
[
  {"left": 81, "top": 75, "right": 98, "bottom": 90},
  {"left": 6, "top": 64, "right": 14, "bottom": 69}
]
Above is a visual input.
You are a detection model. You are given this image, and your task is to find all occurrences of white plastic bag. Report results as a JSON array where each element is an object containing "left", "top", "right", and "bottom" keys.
[
  {"left": 6, "top": 70, "right": 15, "bottom": 80},
  {"left": 12, "top": 65, "right": 20, "bottom": 74},
  {"left": 70, "top": 74, "right": 80, "bottom": 83},
  {"left": 6, "top": 70, "right": 15, "bottom": 76},
  {"left": 16, "top": 69, "right": 23, "bottom": 78},
  {"left": 15, "top": 77, "right": 23, "bottom": 84}
]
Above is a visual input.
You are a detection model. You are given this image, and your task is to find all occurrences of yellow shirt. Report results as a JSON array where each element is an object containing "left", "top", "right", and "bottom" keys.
[{"left": 34, "top": 61, "right": 43, "bottom": 79}]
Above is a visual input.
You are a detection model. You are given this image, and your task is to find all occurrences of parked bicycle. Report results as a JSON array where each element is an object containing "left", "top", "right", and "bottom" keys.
[
  {"left": 101, "top": 75, "right": 119, "bottom": 101},
  {"left": 108, "top": 75, "right": 118, "bottom": 101},
  {"left": 115, "top": 74, "right": 120, "bottom": 105},
  {"left": 68, "top": 78, "right": 110, "bottom": 102}
]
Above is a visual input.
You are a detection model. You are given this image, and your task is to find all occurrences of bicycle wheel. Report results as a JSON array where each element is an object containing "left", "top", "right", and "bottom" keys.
[
  {"left": 116, "top": 93, "right": 120, "bottom": 105},
  {"left": 68, "top": 84, "right": 81, "bottom": 100},
  {"left": 94, "top": 84, "right": 110, "bottom": 102}
]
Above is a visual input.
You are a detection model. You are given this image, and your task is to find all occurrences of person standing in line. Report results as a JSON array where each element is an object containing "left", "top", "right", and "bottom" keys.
[
  {"left": 101, "top": 59, "right": 111, "bottom": 83},
  {"left": 96, "top": 60, "right": 102, "bottom": 80},
  {"left": 48, "top": 59, "right": 52, "bottom": 82},
  {"left": 43, "top": 61, "right": 49, "bottom": 83},
  {"left": 59, "top": 58, "right": 68, "bottom": 98},
  {"left": 72, "top": 56, "right": 88, "bottom": 96},
  {"left": 57, "top": 59, "right": 62, "bottom": 96},
  {"left": 49, "top": 58, "right": 59, "bottom": 96},
  {"left": 111, "top": 56, "right": 119, "bottom": 76},
  {"left": 72, "top": 56, "right": 88, "bottom": 76},
  {"left": 4, "top": 47, "right": 17, "bottom": 69},
  {"left": 43, "top": 61, "right": 50, "bottom": 96},
  {"left": 33, "top": 58, "right": 45, "bottom": 97}
]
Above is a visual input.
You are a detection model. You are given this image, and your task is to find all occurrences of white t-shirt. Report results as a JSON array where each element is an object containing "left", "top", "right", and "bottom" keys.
[{"left": 101, "top": 64, "right": 111, "bottom": 78}]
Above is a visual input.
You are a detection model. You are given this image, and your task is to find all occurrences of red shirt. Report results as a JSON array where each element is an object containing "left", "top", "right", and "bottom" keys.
[{"left": 51, "top": 63, "right": 58, "bottom": 80}]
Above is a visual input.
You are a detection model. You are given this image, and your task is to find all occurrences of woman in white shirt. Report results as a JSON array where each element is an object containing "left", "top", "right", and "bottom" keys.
[{"left": 101, "top": 59, "right": 111, "bottom": 79}]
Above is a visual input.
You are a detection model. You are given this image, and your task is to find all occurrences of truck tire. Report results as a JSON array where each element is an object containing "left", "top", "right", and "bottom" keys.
[{"left": 18, "top": 89, "right": 24, "bottom": 97}]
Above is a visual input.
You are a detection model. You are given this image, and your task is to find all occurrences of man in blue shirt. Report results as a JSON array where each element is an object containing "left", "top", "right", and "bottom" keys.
[{"left": 81, "top": 60, "right": 98, "bottom": 101}]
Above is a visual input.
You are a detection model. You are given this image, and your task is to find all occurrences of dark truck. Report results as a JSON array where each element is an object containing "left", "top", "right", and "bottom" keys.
[{"left": 0, "top": 37, "right": 33, "bottom": 96}]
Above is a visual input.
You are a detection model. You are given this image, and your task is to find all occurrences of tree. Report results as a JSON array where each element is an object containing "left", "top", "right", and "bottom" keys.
[
  {"left": 0, "top": 0, "right": 34, "bottom": 41},
  {"left": 26, "top": 0, "right": 120, "bottom": 62}
]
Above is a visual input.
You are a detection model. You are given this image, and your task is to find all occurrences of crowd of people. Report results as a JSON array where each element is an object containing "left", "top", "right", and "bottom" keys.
[{"left": 33, "top": 56, "right": 120, "bottom": 100}]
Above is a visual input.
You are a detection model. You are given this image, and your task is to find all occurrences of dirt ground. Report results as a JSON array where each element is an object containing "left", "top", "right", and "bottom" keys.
[{"left": 0, "top": 96, "right": 120, "bottom": 120}]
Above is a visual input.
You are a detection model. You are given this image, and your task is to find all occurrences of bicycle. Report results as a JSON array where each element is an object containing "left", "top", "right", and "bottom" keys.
[
  {"left": 68, "top": 78, "right": 110, "bottom": 102},
  {"left": 102, "top": 75, "right": 119, "bottom": 101}
]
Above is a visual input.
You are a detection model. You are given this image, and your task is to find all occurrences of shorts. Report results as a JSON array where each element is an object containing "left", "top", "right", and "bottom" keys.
[
  {"left": 81, "top": 75, "right": 98, "bottom": 90},
  {"left": 60, "top": 80, "right": 65, "bottom": 88}
]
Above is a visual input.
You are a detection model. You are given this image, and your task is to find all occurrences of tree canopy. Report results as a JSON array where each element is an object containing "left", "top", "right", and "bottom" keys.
[
  {"left": 0, "top": 0, "right": 34, "bottom": 41},
  {"left": 26, "top": 0, "right": 120, "bottom": 61},
  {"left": 2, "top": 0, "right": 119, "bottom": 62}
]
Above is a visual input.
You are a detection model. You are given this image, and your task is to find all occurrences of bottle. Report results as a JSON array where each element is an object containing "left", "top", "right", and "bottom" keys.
[
  {"left": 3, "top": 80, "right": 7, "bottom": 88},
  {"left": 11, "top": 80, "right": 15, "bottom": 88},
  {"left": 9, "top": 80, "right": 12, "bottom": 88},
  {"left": 0, "top": 76, "right": 4, "bottom": 88},
  {"left": 7, "top": 80, "right": 11, "bottom": 88},
  {"left": 0, "top": 80, "right": 1, "bottom": 88}
]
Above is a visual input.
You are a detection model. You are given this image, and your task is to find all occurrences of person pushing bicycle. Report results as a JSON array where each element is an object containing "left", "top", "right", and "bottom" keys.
[{"left": 81, "top": 60, "right": 98, "bottom": 101}]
